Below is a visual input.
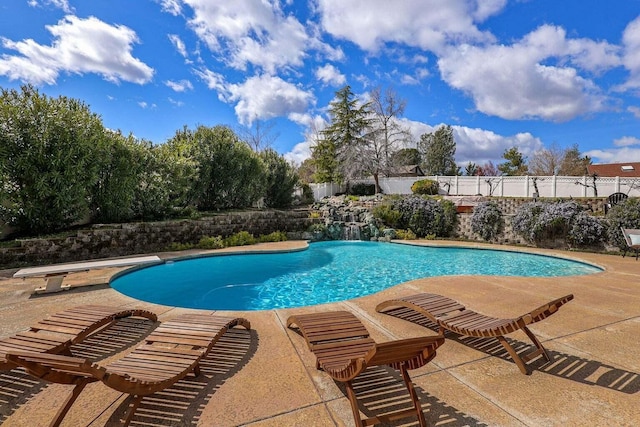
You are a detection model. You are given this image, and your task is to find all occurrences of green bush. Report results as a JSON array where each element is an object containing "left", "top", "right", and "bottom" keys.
[
  {"left": 197, "top": 235, "right": 225, "bottom": 249},
  {"left": 372, "top": 204, "right": 403, "bottom": 228},
  {"left": 299, "top": 183, "right": 315, "bottom": 205},
  {"left": 391, "top": 196, "right": 455, "bottom": 238},
  {"left": 258, "top": 231, "right": 288, "bottom": 242},
  {"left": 605, "top": 198, "right": 640, "bottom": 249},
  {"left": 223, "top": 231, "right": 257, "bottom": 247},
  {"left": 350, "top": 183, "right": 376, "bottom": 196},
  {"left": 411, "top": 179, "right": 439, "bottom": 195},
  {"left": 394, "top": 229, "right": 417, "bottom": 240},
  {"left": 166, "top": 242, "right": 195, "bottom": 251}
]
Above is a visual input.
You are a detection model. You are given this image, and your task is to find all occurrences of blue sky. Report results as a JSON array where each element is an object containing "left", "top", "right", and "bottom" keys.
[{"left": 1, "top": 0, "right": 640, "bottom": 167}]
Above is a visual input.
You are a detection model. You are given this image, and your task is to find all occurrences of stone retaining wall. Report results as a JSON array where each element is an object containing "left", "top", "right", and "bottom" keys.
[{"left": 1, "top": 209, "right": 318, "bottom": 267}]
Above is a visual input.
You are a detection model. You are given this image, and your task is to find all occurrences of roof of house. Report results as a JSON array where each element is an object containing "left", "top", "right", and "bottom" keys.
[
  {"left": 587, "top": 162, "right": 640, "bottom": 177},
  {"left": 389, "top": 164, "right": 425, "bottom": 176}
]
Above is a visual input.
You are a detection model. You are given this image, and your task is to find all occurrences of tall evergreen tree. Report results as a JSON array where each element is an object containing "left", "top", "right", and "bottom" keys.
[
  {"left": 320, "top": 85, "right": 371, "bottom": 185},
  {"left": 419, "top": 125, "right": 458, "bottom": 175},
  {"left": 498, "top": 146, "right": 529, "bottom": 176}
]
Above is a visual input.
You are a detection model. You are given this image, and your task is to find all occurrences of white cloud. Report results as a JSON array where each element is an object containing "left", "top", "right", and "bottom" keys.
[
  {"left": 159, "top": 0, "right": 182, "bottom": 16},
  {"left": 168, "top": 34, "right": 188, "bottom": 58},
  {"left": 620, "top": 16, "right": 640, "bottom": 90},
  {"left": 315, "top": 64, "right": 346, "bottom": 87},
  {"left": 585, "top": 147, "right": 640, "bottom": 163},
  {"left": 316, "top": 0, "right": 498, "bottom": 53},
  {"left": 183, "top": 1, "right": 314, "bottom": 73},
  {"left": 614, "top": 136, "right": 640, "bottom": 147},
  {"left": 165, "top": 79, "right": 193, "bottom": 92},
  {"left": 198, "top": 72, "right": 315, "bottom": 125},
  {"left": 628, "top": 105, "right": 640, "bottom": 118},
  {"left": 28, "top": 0, "right": 73, "bottom": 13},
  {"left": 0, "top": 16, "right": 154, "bottom": 85},
  {"left": 284, "top": 140, "right": 313, "bottom": 165},
  {"left": 437, "top": 25, "right": 614, "bottom": 122},
  {"left": 400, "top": 118, "right": 543, "bottom": 164},
  {"left": 168, "top": 97, "right": 184, "bottom": 107}
]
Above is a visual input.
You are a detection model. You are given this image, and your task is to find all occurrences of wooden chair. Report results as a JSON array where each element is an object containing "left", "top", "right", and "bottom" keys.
[
  {"left": 621, "top": 227, "right": 640, "bottom": 260},
  {"left": 6, "top": 313, "right": 250, "bottom": 427},
  {"left": 376, "top": 293, "right": 574, "bottom": 375},
  {"left": 605, "top": 192, "right": 628, "bottom": 214},
  {"left": 1, "top": 305, "right": 157, "bottom": 371},
  {"left": 287, "top": 311, "right": 444, "bottom": 427}
]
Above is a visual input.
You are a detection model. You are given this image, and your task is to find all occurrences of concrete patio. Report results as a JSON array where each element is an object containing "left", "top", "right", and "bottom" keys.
[{"left": 0, "top": 240, "right": 638, "bottom": 426}]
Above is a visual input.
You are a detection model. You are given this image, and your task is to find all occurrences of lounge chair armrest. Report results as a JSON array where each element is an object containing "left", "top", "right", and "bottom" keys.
[
  {"left": 320, "top": 356, "right": 368, "bottom": 382},
  {"left": 367, "top": 336, "right": 445, "bottom": 369},
  {"left": 6, "top": 350, "right": 105, "bottom": 383}
]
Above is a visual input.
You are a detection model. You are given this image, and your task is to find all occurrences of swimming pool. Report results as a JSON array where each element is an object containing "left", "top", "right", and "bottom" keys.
[{"left": 110, "top": 241, "right": 602, "bottom": 310}]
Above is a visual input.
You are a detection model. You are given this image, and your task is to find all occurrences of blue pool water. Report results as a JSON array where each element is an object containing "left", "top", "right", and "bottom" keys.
[{"left": 111, "top": 241, "right": 601, "bottom": 310}]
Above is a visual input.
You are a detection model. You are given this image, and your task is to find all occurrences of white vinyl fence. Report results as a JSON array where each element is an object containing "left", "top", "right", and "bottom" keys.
[{"left": 311, "top": 175, "right": 640, "bottom": 201}]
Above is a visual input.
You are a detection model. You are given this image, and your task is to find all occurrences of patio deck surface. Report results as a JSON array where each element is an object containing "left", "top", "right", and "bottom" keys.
[{"left": 0, "top": 240, "right": 638, "bottom": 426}]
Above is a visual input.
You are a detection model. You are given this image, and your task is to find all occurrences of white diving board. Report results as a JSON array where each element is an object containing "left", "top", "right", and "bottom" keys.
[{"left": 14, "top": 255, "right": 162, "bottom": 294}]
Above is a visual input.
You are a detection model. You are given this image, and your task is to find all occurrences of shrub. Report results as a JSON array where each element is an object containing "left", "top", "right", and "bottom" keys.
[
  {"left": 411, "top": 179, "right": 439, "bottom": 195},
  {"left": 372, "top": 204, "right": 402, "bottom": 228},
  {"left": 605, "top": 198, "right": 640, "bottom": 249},
  {"left": 391, "top": 196, "right": 455, "bottom": 238},
  {"left": 394, "top": 229, "right": 417, "bottom": 240},
  {"left": 568, "top": 212, "right": 605, "bottom": 247},
  {"left": 197, "top": 235, "right": 224, "bottom": 249},
  {"left": 512, "top": 200, "right": 605, "bottom": 248},
  {"left": 258, "top": 231, "right": 288, "bottom": 243},
  {"left": 299, "top": 183, "right": 315, "bottom": 205},
  {"left": 350, "top": 183, "right": 376, "bottom": 196},
  {"left": 223, "top": 231, "right": 256, "bottom": 247},
  {"left": 166, "top": 242, "right": 195, "bottom": 251},
  {"left": 471, "top": 201, "right": 504, "bottom": 241}
]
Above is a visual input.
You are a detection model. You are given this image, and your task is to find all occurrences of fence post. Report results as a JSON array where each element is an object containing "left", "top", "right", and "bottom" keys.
[
  {"left": 476, "top": 175, "right": 481, "bottom": 195},
  {"left": 525, "top": 176, "right": 529, "bottom": 197},
  {"left": 615, "top": 176, "right": 620, "bottom": 193},
  {"left": 552, "top": 175, "right": 557, "bottom": 197}
]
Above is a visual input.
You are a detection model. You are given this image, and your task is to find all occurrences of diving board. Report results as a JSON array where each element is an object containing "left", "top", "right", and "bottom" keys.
[{"left": 13, "top": 255, "right": 162, "bottom": 294}]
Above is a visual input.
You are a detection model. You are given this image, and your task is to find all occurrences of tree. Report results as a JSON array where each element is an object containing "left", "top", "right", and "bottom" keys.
[
  {"left": 260, "top": 148, "right": 298, "bottom": 208},
  {"left": 0, "top": 85, "right": 105, "bottom": 234},
  {"left": 365, "top": 86, "right": 411, "bottom": 192},
  {"left": 559, "top": 144, "right": 591, "bottom": 176},
  {"left": 296, "top": 158, "right": 316, "bottom": 183},
  {"left": 391, "top": 148, "right": 421, "bottom": 167},
  {"left": 498, "top": 146, "right": 528, "bottom": 176},
  {"left": 528, "top": 143, "right": 564, "bottom": 175},
  {"left": 320, "top": 85, "right": 371, "bottom": 184},
  {"left": 418, "top": 125, "right": 458, "bottom": 175},
  {"left": 477, "top": 161, "right": 499, "bottom": 176},
  {"left": 464, "top": 162, "right": 480, "bottom": 176},
  {"left": 90, "top": 131, "right": 145, "bottom": 223},
  {"left": 166, "top": 125, "right": 265, "bottom": 210},
  {"left": 238, "top": 119, "right": 279, "bottom": 151}
]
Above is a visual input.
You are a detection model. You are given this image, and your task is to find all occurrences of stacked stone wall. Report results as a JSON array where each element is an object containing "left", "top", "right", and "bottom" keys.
[{"left": 1, "top": 210, "right": 318, "bottom": 267}]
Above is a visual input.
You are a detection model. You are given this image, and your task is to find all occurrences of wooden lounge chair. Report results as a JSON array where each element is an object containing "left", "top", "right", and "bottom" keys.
[
  {"left": 621, "top": 227, "right": 640, "bottom": 260},
  {"left": 376, "top": 293, "right": 574, "bottom": 375},
  {"left": 6, "top": 313, "right": 250, "bottom": 427},
  {"left": 287, "top": 311, "right": 444, "bottom": 427},
  {"left": 1, "top": 305, "right": 157, "bottom": 371}
]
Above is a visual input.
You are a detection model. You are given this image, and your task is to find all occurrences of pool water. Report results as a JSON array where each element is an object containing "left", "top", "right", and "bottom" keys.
[{"left": 111, "top": 241, "right": 601, "bottom": 310}]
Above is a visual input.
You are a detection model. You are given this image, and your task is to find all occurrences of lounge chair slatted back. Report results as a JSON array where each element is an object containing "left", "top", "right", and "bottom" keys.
[
  {"left": 1, "top": 305, "right": 157, "bottom": 371},
  {"left": 376, "top": 293, "right": 574, "bottom": 375},
  {"left": 287, "top": 311, "right": 443, "bottom": 427},
  {"left": 621, "top": 227, "right": 640, "bottom": 260},
  {"left": 6, "top": 313, "right": 250, "bottom": 427}
]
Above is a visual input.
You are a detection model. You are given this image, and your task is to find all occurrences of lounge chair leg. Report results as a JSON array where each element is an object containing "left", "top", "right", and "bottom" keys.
[
  {"left": 121, "top": 395, "right": 143, "bottom": 427},
  {"left": 400, "top": 365, "right": 427, "bottom": 427},
  {"left": 345, "top": 381, "right": 365, "bottom": 427},
  {"left": 521, "top": 326, "right": 550, "bottom": 362},
  {"left": 49, "top": 378, "right": 91, "bottom": 427},
  {"left": 496, "top": 336, "right": 530, "bottom": 375}
]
